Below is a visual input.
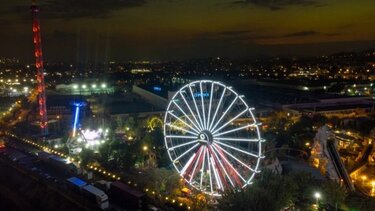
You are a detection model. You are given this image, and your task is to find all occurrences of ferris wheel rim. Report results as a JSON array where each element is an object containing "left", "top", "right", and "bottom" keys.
[{"left": 164, "top": 80, "right": 264, "bottom": 196}]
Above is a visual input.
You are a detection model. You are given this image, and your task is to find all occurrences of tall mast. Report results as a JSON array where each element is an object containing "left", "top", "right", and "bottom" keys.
[{"left": 31, "top": 1, "right": 48, "bottom": 136}]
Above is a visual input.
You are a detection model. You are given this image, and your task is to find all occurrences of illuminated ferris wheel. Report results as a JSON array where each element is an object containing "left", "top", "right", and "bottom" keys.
[{"left": 164, "top": 80, "right": 265, "bottom": 196}]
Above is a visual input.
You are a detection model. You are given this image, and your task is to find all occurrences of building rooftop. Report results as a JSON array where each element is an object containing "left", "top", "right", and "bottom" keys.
[{"left": 67, "top": 177, "right": 87, "bottom": 187}]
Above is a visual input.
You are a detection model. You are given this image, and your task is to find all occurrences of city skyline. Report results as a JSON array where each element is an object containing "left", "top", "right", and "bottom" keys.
[{"left": 0, "top": 0, "right": 375, "bottom": 62}]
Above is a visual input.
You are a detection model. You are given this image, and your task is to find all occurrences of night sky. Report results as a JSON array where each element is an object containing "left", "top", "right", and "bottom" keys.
[{"left": 1, "top": 0, "right": 375, "bottom": 62}]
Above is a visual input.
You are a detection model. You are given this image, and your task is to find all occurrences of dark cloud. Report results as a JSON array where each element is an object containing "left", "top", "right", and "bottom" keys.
[
  {"left": 283, "top": 30, "right": 318, "bottom": 37},
  {"left": 283, "top": 31, "right": 343, "bottom": 38},
  {"left": 232, "top": 0, "right": 323, "bottom": 10},
  {"left": 8, "top": 0, "right": 148, "bottom": 20},
  {"left": 218, "top": 30, "right": 253, "bottom": 36},
  {"left": 193, "top": 30, "right": 326, "bottom": 44},
  {"left": 325, "top": 32, "right": 342, "bottom": 36}
]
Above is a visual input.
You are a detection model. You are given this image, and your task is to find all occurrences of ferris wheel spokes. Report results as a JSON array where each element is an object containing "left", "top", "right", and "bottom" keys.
[
  {"left": 208, "top": 146, "right": 225, "bottom": 191},
  {"left": 206, "top": 81, "right": 215, "bottom": 130},
  {"left": 211, "top": 107, "right": 249, "bottom": 135},
  {"left": 213, "top": 123, "right": 256, "bottom": 137},
  {"left": 199, "top": 82, "right": 207, "bottom": 129},
  {"left": 209, "top": 145, "right": 235, "bottom": 188},
  {"left": 208, "top": 85, "right": 227, "bottom": 130},
  {"left": 173, "top": 143, "right": 200, "bottom": 162},
  {"left": 165, "top": 122, "right": 198, "bottom": 136},
  {"left": 167, "top": 140, "right": 199, "bottom": 151},
  {"left": 211, "top": 144, "right": 247, "bottom": 184},
  {"left": 214, "top": 137, "right": 260, "bottom": 142},
  {"left": 167, "top": 111, "right": 200, "bottom": 134},
  {"left": 213, "top": 142, "right": 257, "bottom": 173},
  {"left": 166, "top": 135, "right": 197, "bottom": 139},
  {"left": 179, "top": 91, "right": 203, "bottom": 131},
  {"left": 206, "top": 147, "right": 214, "bottom": 193},
  {"left": 215, "top": 141, "right": 259, "bottom": 158},
  {"left": 188, "top": 146, "right": 205, "bottom": 182},
  {"left": 172, "top": 100, "right": 202, "bottom": 132},
  {"left": 200, "top": 146, "right": 207, "bottom": 189},
  {"left": 210, "top": 95, "right": 239, "bottom": 132},
  {"left": 188, "top": 85, "right": 204, "bottom": 129},
  {"left": 180, "top": 152, "right": 197, "bottom": 176}
]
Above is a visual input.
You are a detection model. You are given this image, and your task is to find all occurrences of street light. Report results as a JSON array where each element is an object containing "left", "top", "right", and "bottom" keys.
[
  {"left": 362, "top": 175, "right": 367, "bottom": 184},
  {"left": 143, "top": 145, "right": 148, "bottom": 151},
  {"left": 314, "top": 192, "right": 321, "bottom": 207}
]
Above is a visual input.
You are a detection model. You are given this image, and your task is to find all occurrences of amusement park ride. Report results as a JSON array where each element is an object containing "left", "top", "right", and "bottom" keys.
[
  {"left": 163, "top": 80, "right": 265, "bottom": 196},
  {"left": 28, "top": 0, "right": 266, "bottom": 197},
  {"left": 67, "top": 102, "right": 109, "bottom": 155}
]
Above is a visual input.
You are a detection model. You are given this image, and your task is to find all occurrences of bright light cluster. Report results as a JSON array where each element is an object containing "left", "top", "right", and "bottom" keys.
[
  {"left": 81, "top": 128, "right": 109, "bottom": 148},
  {"left": 68, "top": 127, "right": 110, "bottom": 155}
]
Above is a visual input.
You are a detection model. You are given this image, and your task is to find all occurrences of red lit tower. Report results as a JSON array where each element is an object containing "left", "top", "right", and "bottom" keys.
[{"left": 31, "top": 1, "right": 48, "bottom": 135}]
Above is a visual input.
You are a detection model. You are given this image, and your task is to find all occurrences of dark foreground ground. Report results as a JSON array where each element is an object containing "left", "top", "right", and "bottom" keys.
[{"left": 0, "top": 156, "right": 88, "bottom": 211}]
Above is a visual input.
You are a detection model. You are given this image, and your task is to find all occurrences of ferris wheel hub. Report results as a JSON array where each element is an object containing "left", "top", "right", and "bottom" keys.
[{"left": 198, "top": 130, "right": 213, "bottom": 145}]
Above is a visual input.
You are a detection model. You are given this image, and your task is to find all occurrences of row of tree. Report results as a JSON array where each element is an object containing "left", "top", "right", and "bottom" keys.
[{"left": 218, "top": 170, "right": 375, "bottom": 211}]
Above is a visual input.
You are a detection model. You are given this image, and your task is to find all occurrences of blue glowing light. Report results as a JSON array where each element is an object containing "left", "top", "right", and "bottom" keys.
[
  {"left": 153, "top": 86, "right": 162, "bottom": 91},
  {"left": 72, "top": 106, "right": 80, "bottom": 137},
  {"left": 194, "top": 92, "right": 209, "bottom": 98},
  {"left": 71, "top": 102, "right": 86, "bottom": 137}
]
